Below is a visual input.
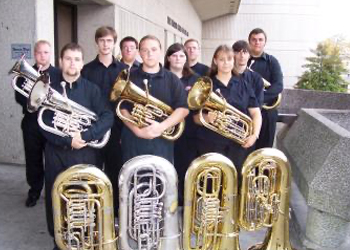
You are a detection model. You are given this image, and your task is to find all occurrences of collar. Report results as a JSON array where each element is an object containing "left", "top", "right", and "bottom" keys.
[
  {"left": 251, "top": 52, "right": 267, "bottom": 61},
  {"left": 34, "top": 64, "right": 52, "bottom": 72},
  {"left": 94, "top": 55, "right": 119, "bottom": 68},
  {"left": 60, "top": 75, "right": 81, "bottom": 89},
  {"left": 138, "top": 63, "right": 165, "bottom": 78}
]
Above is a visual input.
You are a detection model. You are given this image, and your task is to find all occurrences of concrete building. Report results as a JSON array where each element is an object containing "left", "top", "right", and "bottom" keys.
[{"left": 0, "top": 0, "right": 321, "bottom": 164}]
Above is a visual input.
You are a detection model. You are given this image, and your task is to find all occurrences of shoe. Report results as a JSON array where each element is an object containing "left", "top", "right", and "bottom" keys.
[{"left": 25, "top": 194, "right": 39, "bottom": 207}]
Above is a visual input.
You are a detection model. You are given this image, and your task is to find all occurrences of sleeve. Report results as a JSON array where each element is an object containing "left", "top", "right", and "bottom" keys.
[
  {"left": 14, "top": 77, "right": 27, "bottom": 108},
  {"left": 248, "top": 84, "right": 259, "bottom": 108},
  {"left": 253, "top": 73, "right": 264, "bottom": 107},
  {"left": 81, "top": 83, "right": 114, "bottom": 142},
  {"left": 264, "top": 56, "right": 283, "bottom": 103},
  {"left": 170, "top": 74, "right": 188, "bottom": 109}
]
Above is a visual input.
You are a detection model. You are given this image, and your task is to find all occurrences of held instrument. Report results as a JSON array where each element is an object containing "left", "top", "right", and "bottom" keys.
[
  {"left": 239, "top": 148, "right": 295, "bottom": 250},
  {"left": 187, "top": 76, "right": 253, "bottom": 145},
  {"left": 110, "top": 69, "right": 185, "bottom": 141},
  {"left": 183, "top": 153, "right": 241, "bottom": 250},
  {"left": 52, "top": 164, "right": 117, "bottom": 250},
  {"left": 248, "top": 60, "right": 282, "bottom": 110},
  {"left": 8, "top": 54, "right": 41, "bottom": 98},
  {"left": 118, "top": 155, "right": 181, "bottom": 250},
  {"left": 28, "top": 75, "right": 111, "bottom": 149}
]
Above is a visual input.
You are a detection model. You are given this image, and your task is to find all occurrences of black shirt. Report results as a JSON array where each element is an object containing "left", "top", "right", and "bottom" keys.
[
  {"left": 248, "top": 53, "right": 283, "bottom": 105},
  {"left": 240, "top": 70, "right": 264, "bottom": 107},
  {"left": 191, "top": 62, "right": 210, "bottom": 77},
  {"left": 41, "top": 75, "right": 114, "bottom": 149},
  {"left": 197, "top": 75, "right": 258, "bottom": 146},
  {"left": 120, "top": 59, "right": 140, "bottom": 72}
]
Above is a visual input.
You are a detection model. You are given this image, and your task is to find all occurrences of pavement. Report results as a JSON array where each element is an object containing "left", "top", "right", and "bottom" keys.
[{"left": 0, "top": 163, "right": 303, "bottom": 250}]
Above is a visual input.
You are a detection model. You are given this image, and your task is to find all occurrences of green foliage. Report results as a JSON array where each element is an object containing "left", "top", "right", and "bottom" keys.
[{"left": 295, "top": 37, "right": 349, "bottom": 93}]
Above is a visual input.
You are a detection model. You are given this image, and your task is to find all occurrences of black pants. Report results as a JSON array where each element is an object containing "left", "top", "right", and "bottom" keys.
[
  {"left": 174, "top": 136, "right": 199, "bottom": 206},
  {"left": 255, "top": 109, "right": 278, "bottom": 149},
  {"left": 21, "top": 115, "right": 46, "bottom": 197},
  {"left": 44, "top": 144, "right": 98, "bottom": 237}
]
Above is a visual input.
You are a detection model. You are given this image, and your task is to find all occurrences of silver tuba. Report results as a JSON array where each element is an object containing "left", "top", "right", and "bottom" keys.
[
  {"left": 118, "top": 155, "right": 181, "bottom": 250},
  {"left": 28, "top": 75, "right": 111, "bottom": 149},
  {"left": 52, "top": 164, "right": 117, "bottom": 250},
  {"left": 8, "top": 54, "right": 41, "bottom": 98}
]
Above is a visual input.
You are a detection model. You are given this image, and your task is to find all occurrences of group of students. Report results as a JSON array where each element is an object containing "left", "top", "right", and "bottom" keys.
[{"left": 15, "top": 26, "right": 283, "bottom": 250}]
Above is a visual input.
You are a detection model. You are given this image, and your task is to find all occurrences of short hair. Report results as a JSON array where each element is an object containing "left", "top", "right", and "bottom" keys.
[
  {"left": 164, "top": 43, "right": 194, "bottom": 78},
  {"left": 209, "top": 45, "right": 236, "bottom": 78},
  {"left": 34, "top": 40, "right": 51, "bottom": 52},
  {"left": 248, "top": 28, "right": 267, "bottom": 42},
  {"left": 119, "top": 36, "right": 139, "bottom": 50},
  {"left": 232, "top": 40, "right": 250, "bottom": 52},
  {"left": 184, "top": 38, "right": 200, "bottom": 47},
  {"left": 139, "top": 35, "right": 162, "bottom": 50},
  {"left": 60, "top": 43, "right": 84, "bottom": 59},
  {"left": 95, "top": 26, "right": 118, "bottom": 43}
]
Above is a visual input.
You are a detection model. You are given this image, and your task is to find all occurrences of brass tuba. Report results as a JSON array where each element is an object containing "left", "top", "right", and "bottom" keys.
[
  {"left": 28, "top": 75, "right": 111, "bottom": 149},
  {"left": 187, "top": 76, "right": 253, "bottom": 145},
  {"left": 118, "top": 155, "right": 181, "bottom": 250},
  {"left": 239, "top": 148, "right": 295, "bottom": 250},
  {"left": 110, "top": 70, "right": 185, "bottom": 141},
  {"left": 183, "top": 153, "right": 241, "bottom": 250},
  {"left": 52, "top": 164, "right": 117, "bottom": 250},
  {"left": 8, "top": 54, "right": 41, "bottom": 98}
]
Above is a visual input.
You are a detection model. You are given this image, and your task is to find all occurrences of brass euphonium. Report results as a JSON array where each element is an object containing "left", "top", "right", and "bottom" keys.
[
  {"left": 28, "top": 75, "right": 111, "bottom": 148},
  {"left": 110, "top": 69, "right": 185, "bottom": 141},
  {"left": 8, "top": 54, "right": 41, "bottom": 98},
  {"left": 118, "top": 155, "right": 181, "bottom": 250},
  {"left": 239, "top": 148, "right": 295, "bottom": 250},
  {"left": 187, "top": 76, "right": 253, "bottom": 145},
  {"left": 183, "top": 153, "right": 241, "bottom": 250},
  {"left": 52, "top": 164, "right": 117, "bottom": 250}
]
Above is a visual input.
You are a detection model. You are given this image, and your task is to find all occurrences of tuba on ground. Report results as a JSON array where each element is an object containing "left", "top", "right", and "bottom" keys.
[
  {"left": 239, "top": 148, "right": 295, "bottom": 250},
  {"left": 183, "top": 153, "right": 241, "bottom": 250},
  {"left": 110, "top": 70, "right": 185, "bottom": 141},
  {"left": 118, "top": 155, "right": 181, "bottom": 250},
  {"left": 187, "top": 76, "right": 253, "bottom": 145},
  {"left": 28, "top": 75, "right": 111, "bottom": 148},
  {"left": 8, "top": 54, "right": 41, "bottom": 98},
  {"left": 52, "top": 164, "right": 117, "bottom": 250}
]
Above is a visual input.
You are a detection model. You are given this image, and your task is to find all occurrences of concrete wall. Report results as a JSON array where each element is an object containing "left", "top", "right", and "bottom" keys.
[
  {"left": 0, "top": 0, "right": 54, "bottom": 164},
  {"left": 202, "top": 0, "right": 321, "bottom": 88}
]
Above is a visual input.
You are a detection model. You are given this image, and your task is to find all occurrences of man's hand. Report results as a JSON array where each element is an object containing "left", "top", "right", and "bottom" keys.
[
  {"left": 71, "top": 132, "right": 87, "bottom": 149},
  {"left": 137, "top": 118, "right": 165, "bottom": 139},
  {"left": 242, "top": 134, "right": 258, "bottom": 149}
]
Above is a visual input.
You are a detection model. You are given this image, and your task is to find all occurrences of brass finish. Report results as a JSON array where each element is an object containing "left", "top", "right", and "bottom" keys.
[
  {"left": 111, "top": 70, "right": 185, "bottom": 141},
  {"left": 187, "top": 76, "right": 253, "bottom": 145},
  {"left": 239, "top": 148, "right": 295, "bottom": 250},
  {"left": 183, "top": 153, "right": 241, "bottom": 250},
  {"left": 52, "top": 164, "right": 117, "bottom": 250}
]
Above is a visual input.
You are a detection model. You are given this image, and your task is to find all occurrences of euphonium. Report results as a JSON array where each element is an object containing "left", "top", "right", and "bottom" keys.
[
  {"left": 8, "top": 55, "right": 41, "bottom": 98},
  {"left": 239, "top": 148, "right": 295, "bottom": 250},
  {"left": 183, "top": 153, "right": 241, "bottom": 250},
  {"left": 110, "top": 69, "right": 185, "bottom": 141},
  {"left": 118, "top": 155, "right": 181, "bottom": 250},
  {"left": 52, "top": 164, "right": 117, "bottom": 250},
  {"left": 187, "top": 76, "right": 253, "bottom": 145},
  {"left": 28, "top": 75, "right": 110, "bottom": 148}
]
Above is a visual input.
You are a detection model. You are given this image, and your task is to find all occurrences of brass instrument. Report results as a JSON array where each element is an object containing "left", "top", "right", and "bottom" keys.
[
  {"left": 183, "top": 153, "right": 241, "bottom": 250},
  {"left": 52, "top": 164, "right": 117, "bottom": 250},
  {"left": 187, "top": 76, "right": 253, "bottom": 145},
  {"left": 8, "top": 55, "right": 40, "bottom": 98},
  {"left": 239, "top": 148, "right": 295, "bottom": 250},
  {"left": 118, "top": 155, "right": 181, "bottom": 250},
  {"left": 110, "top": 69, "right": 185, "bottom": 141},
  {"left": 28, "top": 75, "right": 111, "bottom": 149},
  {"left": 248, "top": 60, "right": 282, "bottom": 110}
]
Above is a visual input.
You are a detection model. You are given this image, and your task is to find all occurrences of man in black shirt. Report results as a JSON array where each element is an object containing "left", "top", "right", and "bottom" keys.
[
  {"left": 119, "top": 35, "right": 189, "bottom": 164},
  {"left": 81, "top": 26, "right": 126, "bottom": 214},
  {"left": 119, "top": 36, "right": 140, "bottom": 71},
  {"left": 184, "top": 38, "right": 210, "bottom": 76},
  {"left": 41, "top": 43, "right": 114, "bottom": 247},
  {"left": 15, "top": 40, "right": 60, "bottom": 207},
  {"left": 248, "top": 28, "right": 283, "bottom": 148}
]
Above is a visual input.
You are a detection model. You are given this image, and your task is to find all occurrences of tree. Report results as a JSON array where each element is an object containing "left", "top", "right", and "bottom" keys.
[{"left": 295, "top": 37, "right": 349, "bottom": 93}]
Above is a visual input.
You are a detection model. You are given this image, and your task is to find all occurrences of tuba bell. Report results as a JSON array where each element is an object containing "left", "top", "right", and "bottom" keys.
[
  {"left": 187, "top": 76, "right": 253, "bottom": 145},
  {"left": 110, "top": 69, "right": 185, "bottom": 141},
  {"left": 183, "top": 153, "right": 241, "bottom": 250},
  {"left": 52, "top": 164, "right": 117, "bottom": 250},
  {"left": 118, "top": 155, "right": 181, "bottom": 250},
  {"left": 239, "top": 148, "right": 295, "bottom": 250},
  {"left": 28, "top": 75, "right": 111, "bottom": 149},
  {"left": 8, "top": 54, "right": 41, "bottom": 98}
]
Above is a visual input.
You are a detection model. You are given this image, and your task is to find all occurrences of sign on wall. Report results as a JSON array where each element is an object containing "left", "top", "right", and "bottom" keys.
[{"left": 11, "top": 44, "right": 31, "bottom": 59}]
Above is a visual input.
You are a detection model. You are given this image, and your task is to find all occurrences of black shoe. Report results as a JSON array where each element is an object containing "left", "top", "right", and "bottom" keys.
[{"left": 25, "top": 194, "right": 39, "bottom": 207}]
